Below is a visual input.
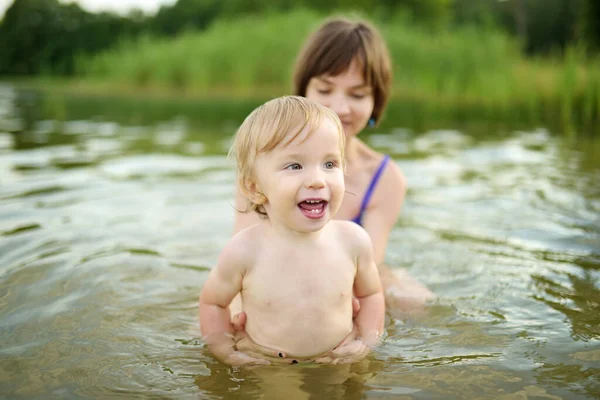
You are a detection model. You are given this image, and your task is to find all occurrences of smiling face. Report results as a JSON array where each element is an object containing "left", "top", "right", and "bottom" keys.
[
  {"left": 252, "top": 117, "right": 345, "bottom": 233},
  {"left": 305, "top": 58, "right": 375, "bottom": 139}
]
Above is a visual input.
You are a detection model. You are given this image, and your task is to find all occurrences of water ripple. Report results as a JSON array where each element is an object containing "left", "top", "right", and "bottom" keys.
[{"left": 1, "top": 95, "right": 599, "bottom": 398}]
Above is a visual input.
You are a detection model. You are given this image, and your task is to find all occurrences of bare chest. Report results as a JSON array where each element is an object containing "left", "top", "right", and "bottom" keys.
[{"left": 243, "top": 245, "right": 356, "bottom": 305}]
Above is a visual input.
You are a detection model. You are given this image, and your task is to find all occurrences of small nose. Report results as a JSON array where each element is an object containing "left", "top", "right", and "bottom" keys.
[
  {"left": 328, "top": 93, "right": 351, "bottom": 117},
  {"left": 306, "top": 169, "right": 326, "bottom": 189}
]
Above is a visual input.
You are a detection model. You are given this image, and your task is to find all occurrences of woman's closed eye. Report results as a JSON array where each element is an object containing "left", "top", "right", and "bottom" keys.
[{"left": 351, "top": 92, "right": 368, "bottom": 99}]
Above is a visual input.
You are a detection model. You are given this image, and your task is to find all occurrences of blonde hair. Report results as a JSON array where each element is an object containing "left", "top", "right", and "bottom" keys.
[
  {"left": 229, "top": 96, "right": 345, "bottom": 216},
  {"left": 293, "top": 17, "right": 392, "bottom": 126}
]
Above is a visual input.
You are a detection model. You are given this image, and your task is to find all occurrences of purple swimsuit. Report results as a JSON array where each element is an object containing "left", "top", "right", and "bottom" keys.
[{"left": 351, "top": 155, "right": 390, "bottom": 226}]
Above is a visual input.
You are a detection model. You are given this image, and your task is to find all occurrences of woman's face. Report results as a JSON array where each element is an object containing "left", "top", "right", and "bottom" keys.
[{"left": 305, "top": 58, "right": 375, "bottom": 139}]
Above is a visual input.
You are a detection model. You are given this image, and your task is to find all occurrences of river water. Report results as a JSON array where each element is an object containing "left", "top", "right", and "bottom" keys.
[{"left": 0, "top": 84, "right": 599, "bottom": 399}]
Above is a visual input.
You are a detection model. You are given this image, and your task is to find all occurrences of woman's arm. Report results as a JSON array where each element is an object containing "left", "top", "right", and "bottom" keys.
[
  {"left": 360, "top": 161, "right": 405, "bottom": 265},
  {"left": 361, "top": 161, "right": 434, "bottom": 315}
]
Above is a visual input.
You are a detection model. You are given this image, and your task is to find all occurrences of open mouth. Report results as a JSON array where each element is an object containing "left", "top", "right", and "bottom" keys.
[{"left": 298, "top": 199, "right": 328, "bottom": 219}]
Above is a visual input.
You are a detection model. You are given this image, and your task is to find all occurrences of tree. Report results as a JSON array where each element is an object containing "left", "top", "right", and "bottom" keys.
[
  {"left": 0, "top": 0, "right": 144, "bottom": 75},
  {"left": 581, "top": 0, "right": 600, "bottom": 49}
]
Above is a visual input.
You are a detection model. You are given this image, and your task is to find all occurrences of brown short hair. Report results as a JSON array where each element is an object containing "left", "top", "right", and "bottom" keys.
[
  {"left": 293, "top": 17, "right": 392, "bottom": 125},
  {"left": 230, "top": 96, "right": 345, "bottom": 216}
]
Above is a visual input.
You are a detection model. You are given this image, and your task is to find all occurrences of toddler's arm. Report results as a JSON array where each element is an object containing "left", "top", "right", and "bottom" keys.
[
  {"left": 352, "top": 227, "right": 385, "bottom": 347},
  {"left": 199, "top": 240, "right": 267, "bottom": 365}
]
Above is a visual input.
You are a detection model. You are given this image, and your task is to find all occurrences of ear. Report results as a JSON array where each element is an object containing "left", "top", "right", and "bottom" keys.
[{"left": 244, "top": 179, "right": 266, "bottom": 205}]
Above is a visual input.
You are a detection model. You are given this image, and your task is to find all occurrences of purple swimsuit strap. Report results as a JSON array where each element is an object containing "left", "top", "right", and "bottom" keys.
[{"left": 351, "top": 155, "right": 391, "bottom": 226}]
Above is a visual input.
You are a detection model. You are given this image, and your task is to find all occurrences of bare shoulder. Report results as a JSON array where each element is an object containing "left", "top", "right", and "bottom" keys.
[
  {"left": 360, "top": 148, "right": 406, "bottom": 205},
  {"left": 380, "top": 157, "right": 406, "bottom": 195},
  {"left": 218, "top": 223, "right": 263, "bottom": 272},
  {"left": 368, "top": 155, "right": 406, "bottom": 218},
  {"left": 329, "top": 220, "right": 373, "bottom": 255}
]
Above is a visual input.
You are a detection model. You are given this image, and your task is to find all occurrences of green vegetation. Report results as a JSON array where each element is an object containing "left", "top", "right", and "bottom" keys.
[
  {"left": 2, "top": 0, "right": 599, "bottom": 134},
  {"left": 71, "top": 10, "right": 599, "bottom": 134},
  {"left": 77, "top": 11, "right": 317, "bottom": 93}
]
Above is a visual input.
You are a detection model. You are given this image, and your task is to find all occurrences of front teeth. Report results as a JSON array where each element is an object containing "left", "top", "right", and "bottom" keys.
[{"left": 306, "top": 200, "right": 321, "bottom": 203}]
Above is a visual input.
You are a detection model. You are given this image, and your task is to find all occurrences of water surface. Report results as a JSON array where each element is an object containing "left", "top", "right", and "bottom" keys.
[{"left": 1, "top": 85, "right": 599, "bottom": 399}]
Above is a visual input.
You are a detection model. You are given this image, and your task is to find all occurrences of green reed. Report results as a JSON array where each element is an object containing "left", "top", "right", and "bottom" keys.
[{"left": 71, "top": 9, "right": 599, "bottom": 134}]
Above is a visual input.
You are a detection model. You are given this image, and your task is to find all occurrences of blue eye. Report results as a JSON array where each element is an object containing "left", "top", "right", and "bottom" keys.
[
  {"left": 286, "top": 163, "right": 302, "bottom": 170},
  {"left": 324, "top": 161, "right": 336, "bottom": 169}
]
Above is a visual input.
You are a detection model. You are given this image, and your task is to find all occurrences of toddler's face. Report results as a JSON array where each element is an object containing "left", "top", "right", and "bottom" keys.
[{"left": 253, "top": 118, "right": 345, "bottom": 233}]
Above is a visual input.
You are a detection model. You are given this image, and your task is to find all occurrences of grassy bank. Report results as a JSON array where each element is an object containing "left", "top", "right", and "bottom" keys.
[{"left": 43, "top": 10, "right": 600, "bottom": 134}]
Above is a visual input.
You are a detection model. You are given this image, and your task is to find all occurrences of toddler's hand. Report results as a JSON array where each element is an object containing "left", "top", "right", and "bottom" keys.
[
  {"left": 208, "top": 338, "right": 271, "bottom": 366},
  {"left": 235, "top": 333, "right": 295, "bottom": 364},
  {"left": 314, "top": 338, "right": 370, "bottom": 365},
  {"left": 313, "top": 327, "right": 369, "bottom": 365}
]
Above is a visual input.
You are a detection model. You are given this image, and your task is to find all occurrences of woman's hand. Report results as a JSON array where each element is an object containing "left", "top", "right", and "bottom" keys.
[
  {"left": 230, "top": 312, "right": 294, "bottom": 364},
  {"left": 221, "top": 350, "right": 272, "bottom": 366},
  {"left": 378, "top": 265, "right": 434, "bottom": 317}
]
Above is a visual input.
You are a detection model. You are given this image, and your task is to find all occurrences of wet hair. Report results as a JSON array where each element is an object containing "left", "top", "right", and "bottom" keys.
[
  {"left": 293, "top": 17, "right": 392, "bottom": 125},
  {"left": 229, "top": 95, "right": 345, "bottom": 216}
]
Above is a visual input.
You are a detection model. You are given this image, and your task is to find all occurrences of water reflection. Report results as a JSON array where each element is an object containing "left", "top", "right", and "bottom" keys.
[
  {"left": 535, "top": 362, "right": 600, "bottom": 399},
  {"left": 532, "top": 258, "right": 600, "bottom": 341},
  {"left": 194, "top": 360, "right": 384, "bottom": 400},
  {"left": 1, "top": 84, "right": 599, "bottom": 399}
]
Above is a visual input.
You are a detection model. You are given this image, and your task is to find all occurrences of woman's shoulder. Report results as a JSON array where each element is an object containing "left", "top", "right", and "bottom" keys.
[
  {"left": 359, "top": 145, "right": 406, "bottom": 193},
  {"left": 380, "top": 156, "right": 406, "bottom": 189},
  {"left": 372, "top": 157, "right": 406, "bottom": 216},
  {"left": 358, "top": 150, "right": 406, "bottom": 225},
  {"left": 357, "top": 142, "right": 399, "bottom": 172}
]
